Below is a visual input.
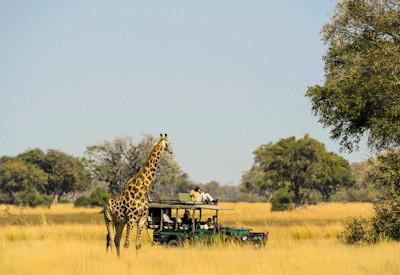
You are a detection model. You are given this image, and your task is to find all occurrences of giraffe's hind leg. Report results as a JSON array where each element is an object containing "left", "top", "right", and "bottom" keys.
[
  {"left": 114, "top": 222, "right": 125, "bottom": 257},
  {"left": 103, "top": 206, "right": 113, "bottom": 253}
]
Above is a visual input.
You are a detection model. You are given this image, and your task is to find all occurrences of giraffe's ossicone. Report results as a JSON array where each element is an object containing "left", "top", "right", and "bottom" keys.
[{"left": 103, "top": 134, "right": 173, "bottom": 256}]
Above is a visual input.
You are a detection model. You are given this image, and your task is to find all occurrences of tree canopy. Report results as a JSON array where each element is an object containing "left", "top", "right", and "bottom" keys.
[
  {"left": 252, "top": 135, "right": 353, "bottom": 206},
  {"left": 0, "top": 149, "right": 91, "bottom": 206},
  {"left": 306, "top": 0, "right": 400, "bottom": 152}
]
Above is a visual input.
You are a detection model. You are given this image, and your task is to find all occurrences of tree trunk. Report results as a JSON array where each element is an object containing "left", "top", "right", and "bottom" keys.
[{"left": 293, "top": 182, "right": 301, "bottom": 206}]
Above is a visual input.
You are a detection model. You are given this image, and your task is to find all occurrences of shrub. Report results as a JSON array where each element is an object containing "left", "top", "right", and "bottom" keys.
[
  {"left": 270, "top": 188, "right": 295, "bottom": 211},
  {"left": 339, "top": 217, "right": 376, "bottom": 244},
  {"left": 14, "top": 189, "right": 51, "bottom": 207},
  {"left": 74, "top": 195, "right": 91, "bottom": 207},
  {"left": 89, "top": 187, "right": 111, "bottom": 207},
  {"left": 74, "top": 187, "right": 111, "bottom": 207},
  {"left": 304, "top": 190, "right": 322, "bottom": 205},
  {"left": 372, "top": 194, "right": 400, "bottom": 241}
]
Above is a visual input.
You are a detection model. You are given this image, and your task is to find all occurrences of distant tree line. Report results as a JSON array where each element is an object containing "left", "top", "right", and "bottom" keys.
[
  {"left": 0, "top": 149, "right": 90, "bottom": 206},
  {"left": 0, "top": 133, "right": 380, "bottom": 208}
]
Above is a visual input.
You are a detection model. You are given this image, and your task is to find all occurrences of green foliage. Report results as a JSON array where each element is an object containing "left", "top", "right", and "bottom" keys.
[
  {"left": 40, "top": 149, "right": 91, "bottom": 202},
  {"left": 239, "top": 165, "right": 272, "bottom": 200},
  {"left": 306, "top": 0, "right": 400, "bottom": 151},
  {"left": 14, "top": 188, "right": 51, "bottom": 207},
  {"left": 0, "top": 159, "right": 48, "bottom": 205},
  {"left": 369, "top": 150, "right": 400, "bottom": 240},
  {"left": 74, "top": 195, "right": 91, "bottom": 207},
  {"left": 0, "top": 149, "right": 91, "bottom": 207},
  {"left": 88, "top": 187, "right": 111, "bottom": 207},
  {"left": 252, "top": 135, "right": 352, "bottom": 206},
  {"left": 372, "top": 193, "right": 400, "bottom": 241},
  {"left": 270, "top": 188, "right": 295, "bottom": 211},
  {"left": 341, "top": 150, "right": 400, "bottom": 243},
  {"left": 332, "top": 159, "right": 380, "bottom": 202},
  {"left": 74, "top": 187, "right": 111, "bottom": 207},
  {"left": 339, "top": 217, "right": 376, "bottom": 244}
]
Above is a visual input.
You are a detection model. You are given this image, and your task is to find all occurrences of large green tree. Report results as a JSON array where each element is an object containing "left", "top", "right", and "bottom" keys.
[
  {"left": 0, "top": 158, "right": 49, "bottom": 206},
  {"left": 307, "top": 0, "right": 400, "bottom": 243},
  {"left": 254, "top": 135, "right": 352, "bottom": 206},
  {"left": 42, "top": 150, "right": 91, "bottom": 202},
  {"left": 306, "top": 0, "right": 400, "bottom": 151},
  {"left": 18, "top": 149, "right": 91, "bottom": 203}
]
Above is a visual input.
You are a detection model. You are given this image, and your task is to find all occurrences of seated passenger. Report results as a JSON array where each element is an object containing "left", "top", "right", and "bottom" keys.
[
  {"left": 190, "top": 186, "right": 218, "bottom": 204},
  {"left": 200, "top": 218, "right": 214, "bottom": 230},
  {"left": 182, "top": 209, "right": 191, "bottom": 224},
  {"left": 162, "top": 209, "right": 174, "bottom": 224}
]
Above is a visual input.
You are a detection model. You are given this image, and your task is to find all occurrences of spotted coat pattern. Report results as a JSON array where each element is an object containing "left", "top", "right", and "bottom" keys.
[{"left": 103, "top": 135, "right": 172, "bottom": 256}]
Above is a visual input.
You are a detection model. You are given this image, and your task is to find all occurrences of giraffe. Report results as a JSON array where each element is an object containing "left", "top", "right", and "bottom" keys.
[{"left": 103, "top": 133, "right": 173, "bottom": 256}]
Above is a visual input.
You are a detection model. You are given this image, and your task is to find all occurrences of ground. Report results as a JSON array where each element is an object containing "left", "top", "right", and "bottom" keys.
[{"left": 0, "top": 203, "right": 399, "bottom": 275}]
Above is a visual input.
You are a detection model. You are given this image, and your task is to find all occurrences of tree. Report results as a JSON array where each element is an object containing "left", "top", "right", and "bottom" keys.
[
  {"left": 312, "top": 152, "right": 353, "bottom": 201},
  {"left": 41, "top": 150, "right": 91, "bottom": 203},
  {"left": 332, "top": 158, "right": 380, "bottom": 202},
  {"left": 239, "top": 165, "right": 272, "bottom": 199},
  {"left": 17, "top": 148, "right": 46, "bottom": 168},
  {"left": 85, "top": 135, "right": 188, "bottom": 199},
  {"left": 306, "top": 0, "right": 400, "bottom": 152},
  {"left": 254, "top": 135, "right": 352, "bottom": 206},
  {"left": 306, "top": 0, "right": 400, "bottom": 243},
  {"left": 0, "top": 158, "right": 49, "bottom": 206}
]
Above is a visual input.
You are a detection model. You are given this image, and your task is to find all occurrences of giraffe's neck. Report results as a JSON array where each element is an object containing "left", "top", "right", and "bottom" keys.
[{"left": 124, "top": 139, "right": 164, "bottom": 194}]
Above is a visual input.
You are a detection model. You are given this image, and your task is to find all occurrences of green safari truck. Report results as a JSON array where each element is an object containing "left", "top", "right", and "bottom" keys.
[{"left": 146, "top": 201, "right": 268, "bottom": 247}]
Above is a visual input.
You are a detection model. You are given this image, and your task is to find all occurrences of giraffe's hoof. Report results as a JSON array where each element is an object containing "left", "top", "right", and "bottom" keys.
[
  {"left": 136, "top": 244, "right": 142, "bottom": 250},
  {"left": 124, "top": 244, "right": 129, "bottom": 249}
]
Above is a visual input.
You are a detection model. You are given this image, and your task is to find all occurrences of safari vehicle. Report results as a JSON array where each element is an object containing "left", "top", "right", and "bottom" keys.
[{"left": 146, "top": 196, "right": 268, "bottom": 247}]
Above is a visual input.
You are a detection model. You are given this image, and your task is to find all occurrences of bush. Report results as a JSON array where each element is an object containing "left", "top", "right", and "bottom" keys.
[
  {"left": 270, "top": 188, "right": 295, "bottom": 211},
  {"left": 339, "top": 217, "right": 376, "bottom": 244},
  {"left": 304, "top": 190, "right": 322, "bottom": 205},
  {"left": 74, "top": 195, "right": 91, "bottom": 207},
  {"left": 372, "top": 194, "right": 400, "bottom": 241},
  {"left": 14, "top": 189, "right": 51, "bottom": 207},
  {"left": 89, "top": 187, "right": 111, "bottom": 207},
  {"left": 74, "top": 187, "right": 111, "bottom": 207}
]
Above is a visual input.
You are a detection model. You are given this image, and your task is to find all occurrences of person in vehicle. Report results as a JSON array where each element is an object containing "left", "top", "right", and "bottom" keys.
[
  {"left": 189, "top": 186, "right": 218, "bottom": 204},
  {"left": 182, "top": 209, "right": 191, "bottom": 224},
  {"left": 162, "top": 209, "right": 174, "bottom": 224},
  {"left": 200, "top": 218, "right": 214, "bottom": 230}
]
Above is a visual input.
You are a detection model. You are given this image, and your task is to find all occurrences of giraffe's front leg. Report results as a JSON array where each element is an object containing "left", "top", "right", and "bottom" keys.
[
  {"left": 124, "top": 219, "right": 134, "bottom": 249},
  {"left": 135, "top": 215, "right": 147, "bottom": 251}
]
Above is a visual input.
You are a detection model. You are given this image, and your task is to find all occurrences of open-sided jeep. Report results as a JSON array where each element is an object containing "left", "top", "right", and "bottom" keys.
[{"left": 146, "top": 200, "right": 268, "bottom": 247}]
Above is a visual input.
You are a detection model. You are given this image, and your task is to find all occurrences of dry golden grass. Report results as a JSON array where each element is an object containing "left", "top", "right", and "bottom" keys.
[{"left": 0, "top": 202, "right": 399, "bottom": 275}]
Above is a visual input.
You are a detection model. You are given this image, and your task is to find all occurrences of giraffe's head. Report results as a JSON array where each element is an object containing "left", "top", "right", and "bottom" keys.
[{"left": 160, "top": 133, "right": 173, "bottom": 155}]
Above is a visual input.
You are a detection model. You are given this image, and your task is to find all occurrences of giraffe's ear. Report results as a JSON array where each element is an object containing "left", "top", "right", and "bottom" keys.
[
  {"left": 164, "top": 133, "right": 168, "bottom": 137},
  {"left": 160, "top": 133, "right": 163, "bottom": 137}
]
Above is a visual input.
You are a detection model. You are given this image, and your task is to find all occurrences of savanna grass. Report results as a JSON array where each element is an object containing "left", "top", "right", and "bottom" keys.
[{"left": 0, "top": 202, "right": 399, "bottom": 275}]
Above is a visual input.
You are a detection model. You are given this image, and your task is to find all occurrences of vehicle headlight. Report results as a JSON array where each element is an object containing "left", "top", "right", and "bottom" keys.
[{"left": 241, "top": 236, "right": 247, "bottom": 241}]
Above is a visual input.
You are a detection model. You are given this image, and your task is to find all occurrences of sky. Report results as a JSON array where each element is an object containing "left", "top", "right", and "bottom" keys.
[{"left": 0, "top": 0, "right": 372, "bottom": 185}]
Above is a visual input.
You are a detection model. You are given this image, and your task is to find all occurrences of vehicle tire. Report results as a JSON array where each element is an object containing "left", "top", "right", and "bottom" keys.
[
  {"left": 253, "top": 240, "right": 265, "bottom": 248},
  {"left": 167, "top": 239, "right": 181, "bottom": 248}
]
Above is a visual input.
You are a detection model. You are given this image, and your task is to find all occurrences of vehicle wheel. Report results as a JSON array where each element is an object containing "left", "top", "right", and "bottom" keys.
[
  {"left": 253, "top": 240, "right": 265, "bottom": 248},
  {"left": 167, "top": 239, "right": 181, "bottom": 248}
]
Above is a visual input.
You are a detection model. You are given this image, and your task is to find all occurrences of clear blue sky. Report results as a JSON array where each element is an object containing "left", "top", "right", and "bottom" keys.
[{"left": 0, "top": 0, "right": 371, "bottom": 184}]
